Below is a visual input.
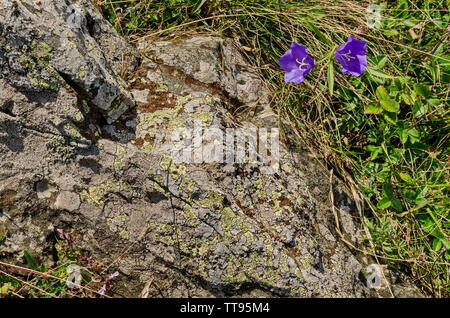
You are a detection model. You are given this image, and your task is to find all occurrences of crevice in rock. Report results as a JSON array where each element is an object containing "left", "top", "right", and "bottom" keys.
[{"left": 57, "top": 70, "right": 136, "bottom": 143}]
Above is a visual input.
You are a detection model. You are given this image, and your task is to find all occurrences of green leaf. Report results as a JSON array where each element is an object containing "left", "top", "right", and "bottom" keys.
[
  {"left": 367, "top": 68, "right": 394, "bottom": 79},
  {"left": 391, "top": 198, "right": 403, "bottom": 212},
  {"left": 383, "top": 183, "right": 395, "bottom": 199},
  {"left": 380, "top": 99, "right": 400, "bottom": 112},
  {"left": 402, "top": 20, "right": 418, "bottom": 27},
  {"left": 364, "top": 102, "right": 383, "bottom": 114},
  {"left": 23, "top": 250, "right": 39, "bottom": 270},
  {"left": 414, "top": 84, "right": 431, "bottom": 98},
  {"left": 412, "top": 101, "right": 426, "bottom": 117},
  {"left": 383, "top": 111, "right": 398, "bottom": 124},
  {"left": 407, "top": 128, "right": 420, "bottom": 143},
  {"left": 401, "top": 93, "right": 414, "bottom": 105},
  {"left": 376, "top": 86, "right": 391, "bottom": 101},
  {"left": 364, "top": 145, "right": 382, "bottom": 160},
  {"left": 399, "top": 127, "right": 409, "bottom": 144},
  {"left": 399, "top": 173, "right": 414, "bottom": 183},
  {"left": 383, "top": 29, "right": 399, "bottom": 36},
  {"left": 427, "top": 99, "right": 441, "bottom": 107},
  {"left": 327, "top": 62, "right": 334, "bottom": 96},
  {"left": 377, "top": 197, "right": 392, "bottom": 209},
  {"left": 419, "top": 215, "right": 434, "bottom": 233},
  {"left": 376, "top": 56, "right": 388, "bottom": 68},
  {"left": 432, "top": 238, "right": 442, "bottom": 251}
]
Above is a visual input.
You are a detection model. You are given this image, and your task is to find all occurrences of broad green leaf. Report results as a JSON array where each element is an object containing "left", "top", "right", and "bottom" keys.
[
  {"left": 412, "top": 101, "right": 426, "bottom": 117},
  {"left": 376, "top": 86, "right": 391, "bottom": 101},
  {"left": 23, "top": 250, "right": 39, "bottom": 270},
  {"left": 383, "top": 183, "right": 395, "bottom": 199},
  {"left": 399, "top": 173, "right": 414, "bottom": 183},
  {"left": 432, "top": 233, "right": 450, "bottom": 249},
  {"left": 371, "top": 56, "right": 388, "bottom": 68},
  {"left": 384, "top": 112, "right": 398, "bottom": 125},
  {"left": 380, "top": 99, "right": 400, "bottom": 112},
  {"left": 414, "top": 83, "right": 431, "bottom": 98},
  {"left": 377, "top": 56, "right": 388, "bottom": 68},
  {"left": 427, "top": 99, "right": 441, "bottom": 107},
  {"left": 399, "top": 128, "right": 409, "bottom": 144},
  {"left": 401, "top": 93, "right": 414, "bottom": 105},
  {"left": 407, "top": 128, "right": 420, "bottom": 143},
  {"left": 377, "top": 197, "right": 392, "bottom": 209},
  {"left": 364, "top": 145, "right": 382, "bottom": 160},
  {"left": 419, "top": 215, "right": 434, "bottom": 233},
  {"left": 391, "top": 198, "right": 403, "bottom": 212},
  {"left": 327, "top": 62, "right": 334, "bottom": 96},
  {"left": 432, "top": 238, "right": 442, "bottom": 251},
  {"left": 364, "top": 102, "right": 383, "bottom": 114}
]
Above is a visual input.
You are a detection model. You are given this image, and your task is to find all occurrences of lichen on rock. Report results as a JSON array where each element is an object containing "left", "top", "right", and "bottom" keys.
[{"left": 0, "top": 0, "right": 423, "bottom": 299}]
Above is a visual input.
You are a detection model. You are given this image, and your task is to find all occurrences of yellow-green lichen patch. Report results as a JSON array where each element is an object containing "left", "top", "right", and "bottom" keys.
[
  {"left": 77, "top": 66, "right": 87, "bottom": 78},
  {"left": 221, "top": 250, "right": 289, "bottom": 290},
  {"left": 178, "top": 177, "right": 197, "bottom": 195},
  {"left": 114, "top": 144, "right": 127, "bottom": 172},
  {"left": 65, "top": 122, "right": 83, "bottom": 139},
  {"left": 191, "top": 111, "right": 213, "bottom": 123},
  {"left": 80, "top": 178, "right": 131, "bottom": 206},
  {"left": 75, "top": 112, "right": 84, "bottom": 122},
  {"left": 22, "top": 41, "right": 67, "bottom": 91},
  {"left": 137, "top": 104, "right": 184, "bottom": 133},
  {"left": 244, "top": 231, "right": 254, "bottom": 243},
  {"left": 64, "top": 29, "right": 76, "bottom": 39},
  {"left": 179, "top": 204, "right": 201, "bottom": 227},
  {"left": 119, "top": 230, "right": 130, "bottom": 240},
  {"left": 197, "top": 192, "right": 225, "bottom": 210},
  {"left": 19, "top": 55, "right": 35, "bottom": 68},
  {"left": 282, "top": 162, "right": 293, "bottom": 174},
  {"left": 299, "top": 253, "right": 315, "bottom": 272},
  {"left": 160, "top": 155, "right": 186, "bottom": 179},
  {"left": 68, "top": 41, "right": 77, "bottom": 49},
  {"left": 30, "top": 41, "right": 53, "bottom": 60},
  {"left": 295, "top": 196, "right": 304, "bottom": 206}
]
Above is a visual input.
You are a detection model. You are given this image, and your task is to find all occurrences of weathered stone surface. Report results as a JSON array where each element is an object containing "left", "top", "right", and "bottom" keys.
[
  {"left": 0, "top": 0, "right": 423, "bottom": 298},
  {"left": 0, "top": 0, "right": 138, "bottom": 121}
]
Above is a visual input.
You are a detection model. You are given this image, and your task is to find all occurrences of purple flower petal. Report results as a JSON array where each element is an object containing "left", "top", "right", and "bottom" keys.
[
  {"left": 335, "top": 37, "right": 367, "bottom": 77},
  {"left": 106, "top": 271, "right": 120, "bottom": 281},
  {"left": 285, "top": 70, "right": 305, "bottom": 84},
  {"left": 98, "top": 285, "right": 106, "bottom": 296},
  {"left": 279, "top": 42, "right": 314, "bottom": 84}
]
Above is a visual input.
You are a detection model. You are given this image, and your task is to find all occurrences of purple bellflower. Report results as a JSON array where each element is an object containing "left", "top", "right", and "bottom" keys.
[
  {"left": 279, "top": 42, "right": 315, "bottom": 84},
  {"left": 335, "top": 37, "right": 367, "bottom": 77}
]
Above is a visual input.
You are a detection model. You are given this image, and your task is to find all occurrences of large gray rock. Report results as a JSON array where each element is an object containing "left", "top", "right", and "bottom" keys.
[{"left": 0, "top": 0, "right": 422, "bottom": 298}]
